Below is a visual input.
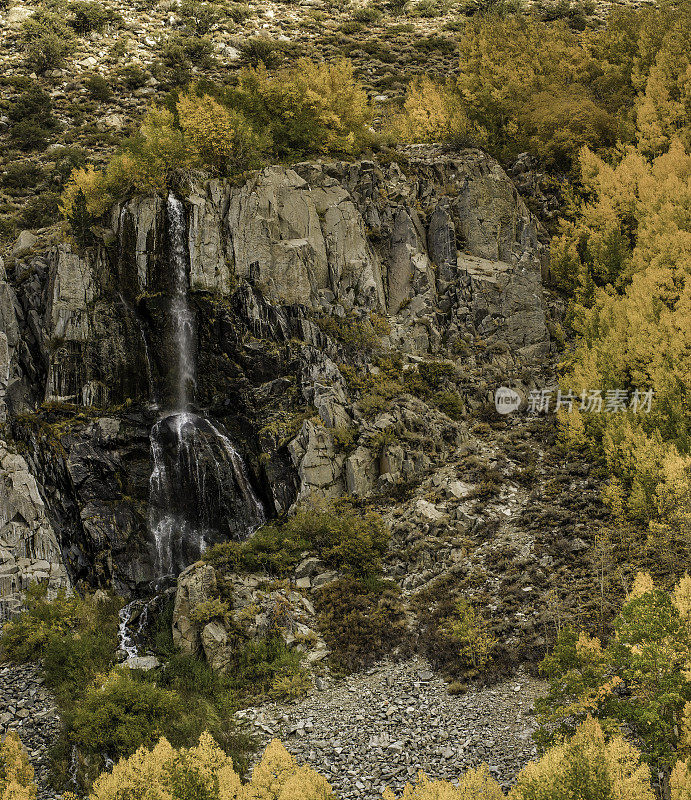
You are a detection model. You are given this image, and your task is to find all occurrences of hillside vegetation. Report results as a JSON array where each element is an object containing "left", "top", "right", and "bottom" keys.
[{"left": 0, "top": 0, "right": 690, "bottom": 795}]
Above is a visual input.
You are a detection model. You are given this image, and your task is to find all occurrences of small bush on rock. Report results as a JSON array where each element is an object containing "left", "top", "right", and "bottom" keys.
[
  {"left": 69, "top": 1, "right": 120, "bottom": 33},
  {"left": 315, "top": 577, "right": 409, "bottom": 671},
  {"left": 418, "top": 596, "right": 495, "bottom": 679}
]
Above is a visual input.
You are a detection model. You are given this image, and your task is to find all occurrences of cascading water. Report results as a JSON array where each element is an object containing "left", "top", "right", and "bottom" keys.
[
  {"left": 167, "top": 194, "right": 196, "bottom": 411},
  {"left": 147, "top": 195, "right": 265, "bottom": 580},
  {"left": 117, "top": 600, "right": 147, "bottom": 659}
]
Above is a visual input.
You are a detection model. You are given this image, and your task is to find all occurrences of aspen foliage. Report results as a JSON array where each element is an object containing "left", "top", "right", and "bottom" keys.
[
  {"left": 383, "top": 720, "right": 653, "bottom": 800},
  {"left": 627, "top": 571, "right": 655, "bottom": 600},
  {"left": 60, "top": 58, "right": 372, "bottom": 227},
  {"left": 384, "top": 76, "right": 485, "bottom": 148},
  {"left": 674, "top": 574, "right": 691, "bottom": 624},
  {"left": 556, "top": 136, "right": 691, "bottom": 524},
  {"left": 7, "top": 724, "right": 691, "bottom": 800},
  {"left": 635, "top": 11, "right": 691, "bottom": 157},
  {"left": 510, "top": 717, "right": 653, "bottom": 800},
  {"left": 89, "top": 735, "right": 335, "bottom": 800},
  {"left": 231, "top": 59, "right": 372, "bottom": 159},
  {"left": 0, "top": 733, "right": 36, "bottom": 800},
  {"left": 383, "top": 765, "right": 504, "bottom": 800},
  {"left": 60, "top": 165, "right": 115, "bottom": 219},
  {"left": 177, "top": 93, "right": 264, "bottom": 175},
  {"left": 671, "top": 758, "right": 691, "bottom": 800}
]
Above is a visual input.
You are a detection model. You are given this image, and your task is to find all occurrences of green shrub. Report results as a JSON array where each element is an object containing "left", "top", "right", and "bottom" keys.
[
  {"left": 0, "top": 584, "right": 119, "bottom": 699},
  {"left": 353, "top": 5, "right": 382, "bottom": 22},
  {"left": 316, "top": 311, "right": 382, "bottom": 352},
  {"left": 8, "top": 84, "right": 56, "bottom": 124},
  {"left": 146, "top": 652, "right": 254, "bottom": 764},
  {"left": 418, "top": 360, "right": 456, "bottom": 390},
  {"left": 116, "top": 63, "right": 150, "bottom": 89},
  {"left": 84, "top": 74, "right": 112, "bottom": 102},
  {"left": 25, "top": 31, "right": 74, "bottom": 73},
  {"left": 408, "top": 0, "right": 447, "bottom": 16},
  {"left": 165, "top": 34, "right": 215, "bottom": 71},
  {"left": 20, "top": 191, "right": 60, "bottom": 229},
  {"left": 65, "top": 187, "right": 96, "bottom": 248},
  {"left": 228, "top": 637, "right": 304, "bottom": 700},
  {"left": 160, "top": 41, "right": 191, "bottom": 86},
  {"left": 340, "top": 20, "right": 364, "bottom": 33},
  {"left": 50, "top": 147, "right": 88, "bottom": 186},
  {"left": 269, "top": 669, "right": 311, "bottom": 702},
  {"left": 413, "top": 34, "right": 456, "bottom": 53},
  {"left": 239, "top": 37, "right": 287, "bottom": 68},
  {"left": 315, "top": 577, "right": 409, "bottom": 671},
  {"left": 60, "top": 57, "right": 372, "bottom": 215},
  {"left": 188, "top": 598, "right": 229, "bottom": 625},
  {"left": 419, "top": 596, "right": 495, "bottom": 678},
  {"left": 21, "top": 10, "right": 75, "bottom": 44},
  {"left": 1, "top": 162, "right": 44, "bottom": 190},
  {"left": 332, "top": 425, "right": 357, "bottom": 452},
  {"left": 178, "top": 0, "right": 221, "bottom": 34},
  {"left": 0, "top": 217, "right": 17, "bottom": 244},
  {"left": 433, "top": 390, "right": 464, "bottom": 420},
  {"left": 226, "top": 2, "right": 251, "bottom": 22},
  {"left": 69, "top": 1, "right": 120, "bottom": 33},
  {"left": 65, "top": 670, "right": 181, "bottom": 763},
  {"left": 10, "top": 121, "right": 48, "bottom": 151},
  {"left": 206, "top": 505, "right": 389, "bottom": 578}
]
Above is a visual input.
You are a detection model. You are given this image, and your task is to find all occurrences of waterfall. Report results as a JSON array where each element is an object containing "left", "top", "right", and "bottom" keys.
[
  {"left": 167, "top": 194, "right": 196, "bottom": 411},
  {"left": 146, "top": 195, "right": 265, "bottom": 580},
  {"left": 118, "top": 599, "right": 150, "bottom": 659},
  {"left": 118, "top": 600, "right": 142, "bottom": 659},
  {"left": 149, "top": 412, "right": 265, "bottom": 577}
]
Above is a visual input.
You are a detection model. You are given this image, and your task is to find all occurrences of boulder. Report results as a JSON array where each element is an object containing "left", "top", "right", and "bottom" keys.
[
  {"left": 201, "top": 621, "right": 231, "bottom": 672},
  {"left": 11, "top": 232, "right": 37, "bottom": 258},
  {"left": 172, "top": 563, "right": 218, "bottom": 654}
]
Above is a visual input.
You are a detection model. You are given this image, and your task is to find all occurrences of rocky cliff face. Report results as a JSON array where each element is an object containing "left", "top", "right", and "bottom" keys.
[{"left": 0, "top": 145, "right": 551, "bottom": 602}]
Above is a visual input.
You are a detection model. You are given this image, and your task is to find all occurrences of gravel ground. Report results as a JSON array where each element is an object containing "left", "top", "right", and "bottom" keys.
[{"left": 241, "top": 657, "right": 546, "bottom": 798}]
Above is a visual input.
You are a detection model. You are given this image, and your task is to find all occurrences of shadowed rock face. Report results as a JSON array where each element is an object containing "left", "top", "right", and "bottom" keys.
[
  {"left": 34, "top": 148, "right": 548, "bottom": 414},
  {"left": 1, "top": 146, "right": 552, "bottom": 598}
]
